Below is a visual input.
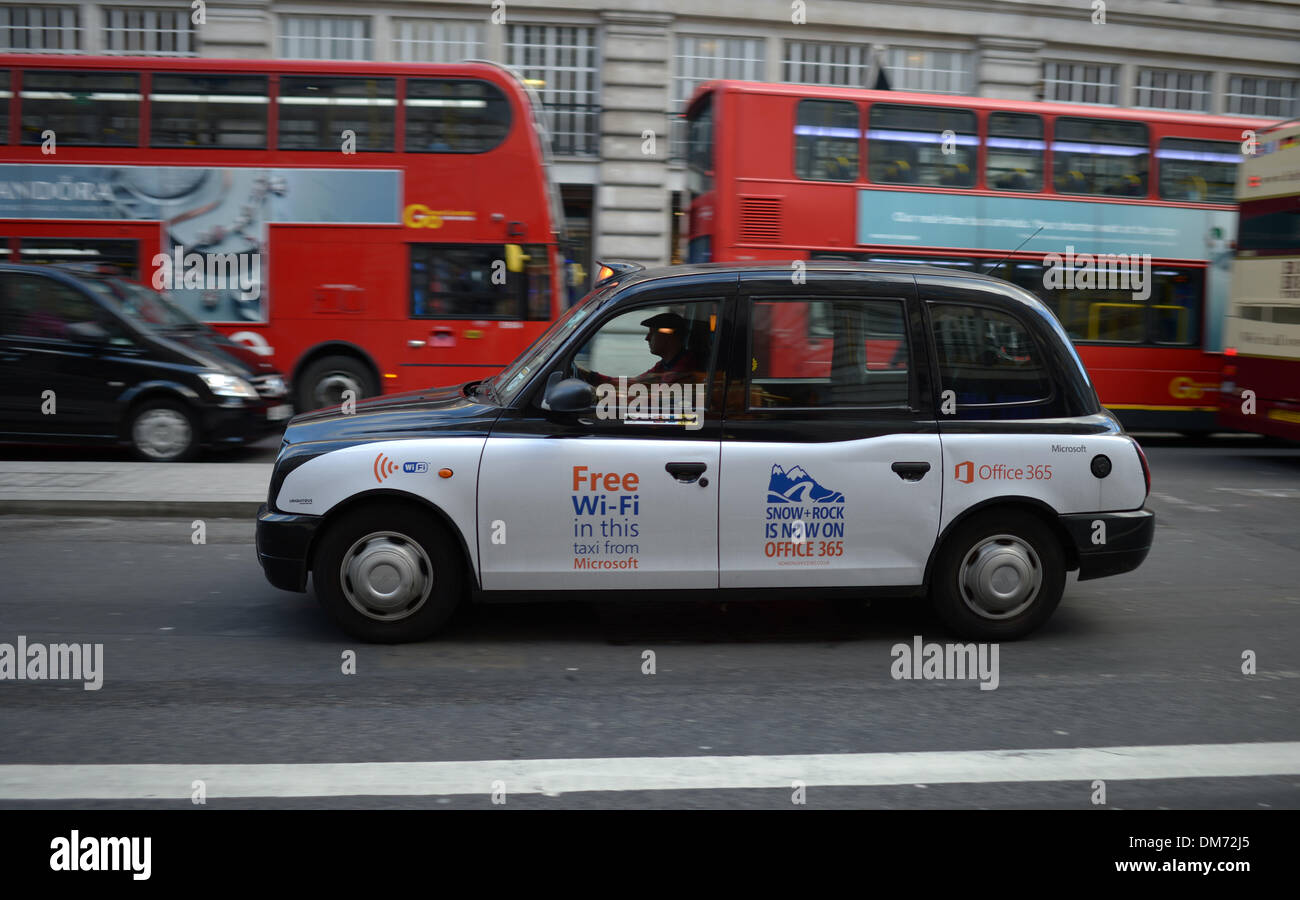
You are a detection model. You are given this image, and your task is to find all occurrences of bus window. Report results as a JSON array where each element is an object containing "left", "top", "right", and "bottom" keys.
[
  {"left": 18, "top": 237, "right": 139, "bottom": 278},
  {"left": 0, "top": 72, "right": 8, "bottom": 144},
  {"left": 686, "top": 93, "right": 714, "bottom": 195},
  {"left": 150, "top": 74, "right": 269, "bottom": 149},
  {"left": 405, "top": 79, "right": 511, "bottom": 154},
  {"left": 986, "top": 112, "right": 1044, "bottom": 192},
  {"left": 410, "top": 243, "right": 550, "bottom": 320},
  {"left": 867, "top": 104, "right": 977, "bottom": 188},
  {"left": 1052, "top": 118, "right": 1149, "bottom": 197},
  {"left": 794, "top": 99, "right": 859, "bottom": 182},
  {"left": 1157, "top": 138, "right": 1239, "bottom": 203},
  {"left": 1238, "top": 196, "right": 1300, "bottom": 254},
  {"left": 277, "top": 76, "right": 396, "bottom": 152},
  {"left": 21, "top": 70, "right": 140, "bottom": 146}
]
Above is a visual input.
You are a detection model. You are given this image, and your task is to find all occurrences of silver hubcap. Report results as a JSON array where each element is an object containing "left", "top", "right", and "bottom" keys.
[
  {"left": 132, "top": 409, "right": 192, "bottom": 459},
  {"left": 314, "top": 372, "right": 363, "bottom": 409},
  {"left": 958, "top": 533, "right": 1042, "bottom": 620},
  {"left": 340, "top": 531, "right": 433, "bottom": 622}
]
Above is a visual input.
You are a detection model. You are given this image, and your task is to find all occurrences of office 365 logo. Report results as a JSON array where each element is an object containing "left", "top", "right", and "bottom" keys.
[{"left": 954, "top": 461, "right": 974, "bottom": 483}]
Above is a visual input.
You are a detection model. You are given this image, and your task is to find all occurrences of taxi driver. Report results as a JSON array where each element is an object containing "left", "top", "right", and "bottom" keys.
[{"left": 576, "top": 311, "right": 700, "bottom": 387}]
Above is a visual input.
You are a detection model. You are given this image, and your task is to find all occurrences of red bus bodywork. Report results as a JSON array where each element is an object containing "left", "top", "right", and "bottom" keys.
[
  {"left": 686, "top": 80, "right": 1275, "bottom": 431},
  {"left": 0, "top": 54, "right": 565, "bottom": 410}
]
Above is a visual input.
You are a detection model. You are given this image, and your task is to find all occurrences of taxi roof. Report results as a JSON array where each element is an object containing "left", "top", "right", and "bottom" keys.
[{"left": 600, "top": 258, "right": 1026, "bottom": 290}]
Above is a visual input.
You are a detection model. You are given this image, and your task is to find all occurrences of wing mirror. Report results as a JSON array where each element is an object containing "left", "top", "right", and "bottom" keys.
[{"left": 543, "top": 374, "right": 596, "bottom": 413}]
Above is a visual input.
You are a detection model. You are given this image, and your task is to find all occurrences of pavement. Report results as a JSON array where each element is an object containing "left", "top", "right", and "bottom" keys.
[{"left": 0, "top": 460, "right": 271, "bottom": 517}]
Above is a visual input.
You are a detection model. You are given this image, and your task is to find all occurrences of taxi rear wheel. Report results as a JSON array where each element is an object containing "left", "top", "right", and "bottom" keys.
[
  {"left": 930, "top": 510, "right": 1065, "bottom": 641},
  {"left": 312, "top": 504, "right": 463, "bottom": 643}
]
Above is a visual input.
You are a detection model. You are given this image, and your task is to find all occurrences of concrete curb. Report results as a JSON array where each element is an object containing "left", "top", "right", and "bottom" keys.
[{"left": 0, "top": 500, "right": 263, "bottom": 517}]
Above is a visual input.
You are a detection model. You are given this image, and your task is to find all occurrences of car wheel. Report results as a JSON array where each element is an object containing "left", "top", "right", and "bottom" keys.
[
  {"left": 312, "top": 504, "right": 464, "bottom": 643},
  {"left": 128, "top": 399, "right": 198, "bottom": 462},
  {"left": 297, "top": 355, "right": 376, "bottom": 412},
  {"left": 929, "top": 510, "right": 1065, "bottom": 641}
]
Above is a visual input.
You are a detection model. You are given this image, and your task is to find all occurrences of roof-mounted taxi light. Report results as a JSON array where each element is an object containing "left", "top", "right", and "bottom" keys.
[{"left": 593, "top": 260, "right": 644, "bottom": 287}]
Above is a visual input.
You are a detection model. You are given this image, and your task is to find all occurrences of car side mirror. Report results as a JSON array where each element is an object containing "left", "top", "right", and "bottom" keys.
[
  {"left": 544, "top": 375, "right": 596, "bottom": 413},
  {"left": 66, "top": 321, "right": 110, "bottom": 345}
]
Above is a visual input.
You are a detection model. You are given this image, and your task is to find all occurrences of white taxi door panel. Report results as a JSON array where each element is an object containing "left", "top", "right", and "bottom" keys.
[
  {"left": 719, "top": 435, "right": 941, "bottom": 588},
  {"left": 478, "top": 437, "right": 720, "bottom": 589},
  {"left": 938, "top": 432, "right": 1148, "bottom": 530}
]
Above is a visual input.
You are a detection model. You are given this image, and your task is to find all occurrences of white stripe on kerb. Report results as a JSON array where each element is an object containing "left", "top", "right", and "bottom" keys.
[{"left": 1, "top": 742, "right": 1297, "bottom": 800}]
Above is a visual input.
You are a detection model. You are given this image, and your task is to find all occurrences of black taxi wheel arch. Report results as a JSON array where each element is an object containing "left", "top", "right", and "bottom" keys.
[
  {"left": 310, "top": 497, "right": 467, "bottom": 643},
  {"left": 927, "top": 506, "right": 1068, "bottom": 641}
]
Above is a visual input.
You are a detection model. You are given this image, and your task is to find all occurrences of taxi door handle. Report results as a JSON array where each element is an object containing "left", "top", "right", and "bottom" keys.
[
  {"left": 666, "top": 462, "right": 708, "bottom": 485},
  {"left": 891, "top": 461, "right": 931, "bottom": 482}
]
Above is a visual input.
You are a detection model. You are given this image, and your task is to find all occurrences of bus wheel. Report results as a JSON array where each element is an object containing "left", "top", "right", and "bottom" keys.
[
  {"left": 929, "top": 510, "right": 1065, "bottom": 641},
  {"left": 298, "top": 355, "right": 376, "bottom": 412},
  {"left": 128, "top": 398, "right": 198, "bottom": 462},
  {"left": 312, "top": 503, "right": 464, "bottom": 643}
]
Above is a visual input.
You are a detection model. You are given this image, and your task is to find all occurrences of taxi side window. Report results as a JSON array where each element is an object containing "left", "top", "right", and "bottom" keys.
[
  {"left": 929, "top": 304, "right": 1052, "bottom": 411},
  {"left": 0, "top": 274, "right": 130, "bottom": 344},
  {"left": 567, "top": 300, "right": 722, "bottom": 412},
  {"left": 750, "top": 297, "right": 910, "bottom": 408}
]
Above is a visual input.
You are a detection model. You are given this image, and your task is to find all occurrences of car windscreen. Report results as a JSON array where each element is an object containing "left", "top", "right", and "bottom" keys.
[{"left": 87, "top": 278, "right": 205, "bottom": 331}]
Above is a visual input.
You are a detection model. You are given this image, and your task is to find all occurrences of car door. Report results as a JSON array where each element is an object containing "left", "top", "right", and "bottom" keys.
[
  {"left": 477, "top": 279, "right": 734, "bottom": 590},
  {"left": 718, "top": 271, "right": 943, "bottom": 588}
]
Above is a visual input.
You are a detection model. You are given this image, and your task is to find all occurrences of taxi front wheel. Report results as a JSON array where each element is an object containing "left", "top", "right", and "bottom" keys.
[
  {"left": 312, "top": 504, "right": 464, "bottom": 643},
  {"left": 929, "top": 510, "right": 1065, "bottom": 641}
]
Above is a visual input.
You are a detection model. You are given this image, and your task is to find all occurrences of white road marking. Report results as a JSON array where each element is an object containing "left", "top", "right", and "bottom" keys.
[
  {"left": 1213, "top": 486, "right": 1300, "bottom": 500},
  {"left": 1, "top": 742, "right": 1297, "bottom": 800},
  {"left": 1149, "top": 491, "right": 1219, "bottom": 513}
]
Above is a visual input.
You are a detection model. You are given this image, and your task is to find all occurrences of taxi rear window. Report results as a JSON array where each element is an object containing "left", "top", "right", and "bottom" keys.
[
  {"left": 930, "top": 303, "right": 1052, "bottom": 407},
  {"left": 749, "top": 297, "right": 911, "bottom": 408}
]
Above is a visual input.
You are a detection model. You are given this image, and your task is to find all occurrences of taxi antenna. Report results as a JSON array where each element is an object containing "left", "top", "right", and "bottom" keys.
[{"left": 982, "top": 226, "right": 1044, "bottom": 277}]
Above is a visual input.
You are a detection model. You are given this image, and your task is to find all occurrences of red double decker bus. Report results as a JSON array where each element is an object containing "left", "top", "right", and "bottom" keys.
[
  {"left": 0, "top": 54, "right": 565, "bottom": 411},
  {"left": 684, "top": 80, "right": 1276, "bottom": 431}
]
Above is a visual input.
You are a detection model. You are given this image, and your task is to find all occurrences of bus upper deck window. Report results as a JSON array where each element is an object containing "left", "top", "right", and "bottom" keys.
[
  {"left": 868, "top": 104, "right": 977, "bottom": 188},
  {"left": 405, "top": 79, "right": 511, "bottom": 154},
  {"left": 987, "top": 112, "right": 1044, "bottom": 192},
  {"left": 1156, "top": 138, "right": 1240, "bottom": 204},
  {"left": 794, "top": 99, "right": 859, "bottom": 182},
  {"left": 1053, "top": 118, "right": 1149, "bottom": 197},
  {"left": 150, "top": 73, "right": 269, "bottom": 149},
  {"left": 21, "top": 70, "right": 141, "bottom": 146},
  {"left": 278, "top": 76, "right": 396, "bottom": 152}
]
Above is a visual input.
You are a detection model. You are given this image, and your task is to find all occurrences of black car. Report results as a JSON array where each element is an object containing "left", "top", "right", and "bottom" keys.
[{"left": 0, "top": 264, "right": 292, "bottom": 461}]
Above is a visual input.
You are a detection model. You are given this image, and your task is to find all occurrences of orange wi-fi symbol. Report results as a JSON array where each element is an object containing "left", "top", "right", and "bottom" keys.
[{"left": 373, "top": 452, "right": 399, "bottom": 483}]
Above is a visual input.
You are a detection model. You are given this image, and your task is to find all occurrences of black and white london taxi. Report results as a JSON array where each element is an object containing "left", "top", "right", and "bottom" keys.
[{"left": 256, "top": 261, "right": 1154, "bottom": 642}]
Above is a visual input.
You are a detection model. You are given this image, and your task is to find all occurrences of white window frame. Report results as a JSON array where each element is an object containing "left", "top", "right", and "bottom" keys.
[
  {"left": 392, "top": 18, "right": 480, "bottom": 64},
  {"left": 280, "top": 14, "right": 372, "bottom": 61},
  {"left": 102, "top": 6, "right": 196, "bottom": 57},
  {"left": 1042, "top": 61, "right": 1118, "bottom": 106},
  {"left": 884, "top": 47, "right": 969, "bottom": 95},
  {"left": 1135, "top": 67, "right": 1210, "bottom": 113},
  {"left": 783, "top": 40, "right": 870, "bottom": 87},
  {"left": 0, "top": 4, "right": 81, "bottom": 52},
  {"left": 505, "top": 23, "right": 599, "bottom": 157},
  {"left": 1225, "top": 75, "right": 1299, "bottom": 118}
]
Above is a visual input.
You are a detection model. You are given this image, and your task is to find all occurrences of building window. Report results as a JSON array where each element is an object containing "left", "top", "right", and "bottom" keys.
[
  {"left": 280, "top": 15, "right": 371, "bottom": 61},
  {"left": 506, "top": 24, "right": 598, "bottom": 157},
  {"left": 392, "top": 19, "right": 480, "bottom": 63},
  {"left": 673, "top": 35, "right": 765, "bottom": 159},
  {"left": 103, "top": 7, "right": 196, "bottom": 55},
  {"left": 784, "top": 40, "right": 869, "bottom": 87},
  {"left": 1135, "top": 68, "right": 1210, "bottom": 113},
  {"left": 884, "top": 48, "right": 968, "bottom": 94},
  {"left": 1226, "top": 76, "right": 1299, "bottom": 118},
  {"left": 0, "top": 4, "right": 80, "bottom": 52},
  {"left": 1042, "top": 61, "right": 1118, "bottom": 105}
]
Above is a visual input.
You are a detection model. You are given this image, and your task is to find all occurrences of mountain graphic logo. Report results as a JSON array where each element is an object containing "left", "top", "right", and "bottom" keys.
[{"left": 767, "top": 464, "right": 845, "bottom": 503}]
